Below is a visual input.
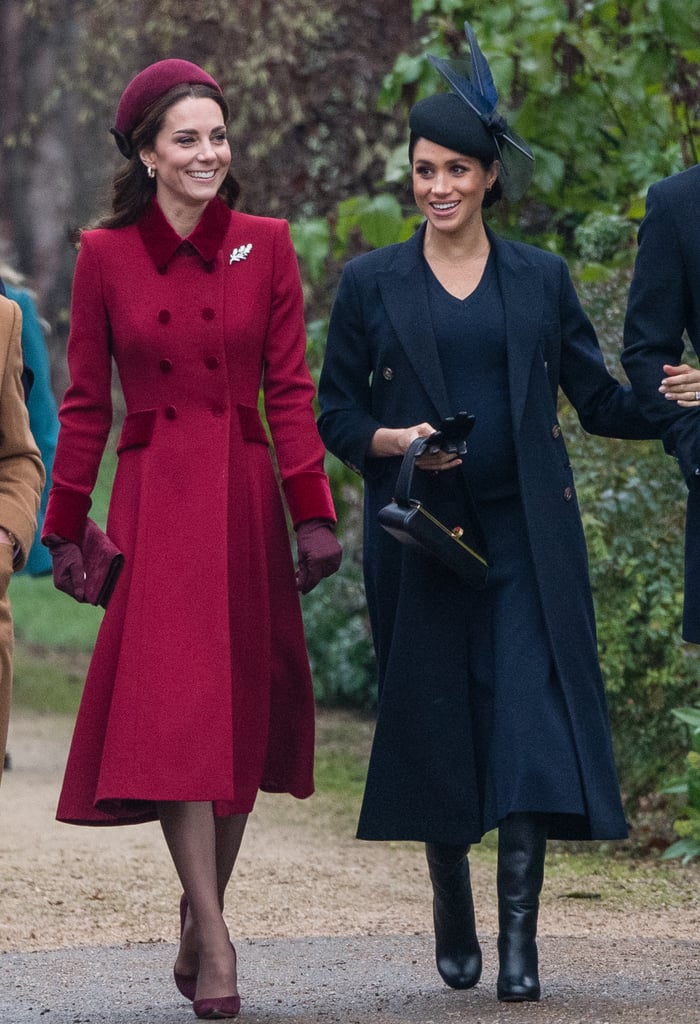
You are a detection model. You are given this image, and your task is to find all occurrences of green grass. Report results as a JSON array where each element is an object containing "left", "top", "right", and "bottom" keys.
[
  {"left": 10, "top": 573, "right": 100, "bottom": 714},
  {"left": 11, "top": 573, "right": 103, "bottom": 651},
  {"left": 12, "top": 643, "right": 89, "bottom": 715},
  {"left": 314, "top": 709, "right": 374, "bottom": 805}
]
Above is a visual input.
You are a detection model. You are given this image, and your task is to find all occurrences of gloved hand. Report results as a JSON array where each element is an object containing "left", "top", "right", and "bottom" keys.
[
  {"left": 295, "top": 519, "right": 342, "bottom": 594},
  {"left": 44, "top": 534, "right": 87, "bottom": 602}
]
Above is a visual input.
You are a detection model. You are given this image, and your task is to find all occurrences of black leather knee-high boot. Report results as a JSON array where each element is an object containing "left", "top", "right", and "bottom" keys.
[
  {"left": 496, "top": 813, "right": 548, "bottom": 1002},
  {"left": 425, "top": 842, "right": 482, "bottom": 989}
]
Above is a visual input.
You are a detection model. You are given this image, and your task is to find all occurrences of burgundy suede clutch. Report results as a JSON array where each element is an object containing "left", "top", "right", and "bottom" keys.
[{"left": 82, "top": 518, "right": 124, "bottom": 608}]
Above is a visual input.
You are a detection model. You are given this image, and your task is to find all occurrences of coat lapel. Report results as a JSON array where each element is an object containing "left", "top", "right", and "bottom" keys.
[
  {"left": 490, "top": 231, "right": 545, "bottom": 432},
  {"left": 375, "top": 224, "right": 546, "bottom": 430},
  {"left": 376, "top": 225, "right": 453, "bottom": 418}
]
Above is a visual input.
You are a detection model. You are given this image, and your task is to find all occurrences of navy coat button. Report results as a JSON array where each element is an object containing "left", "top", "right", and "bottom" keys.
[
  {"left": 160, "top": 359, "right": 173, "bottom": 372},
  {"left": 551, "top": 424, "right": 561, "bottom": 438},
  {"left": 164, "top": 405, "right": 177, "bottom": 420},
  {"left": 382, "top": 367, "right": 394, "bottom": 381},
  {"left": 205, "top": 356, "right": 220, "bottom": 370},
  {"left": 563, "top": 486, "right": 573, "bottom": 501}
]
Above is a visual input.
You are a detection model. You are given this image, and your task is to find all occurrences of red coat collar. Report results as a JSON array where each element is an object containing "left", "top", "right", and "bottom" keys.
[{"left": 138, "top": 197, "right": 231, "bottom": 272}]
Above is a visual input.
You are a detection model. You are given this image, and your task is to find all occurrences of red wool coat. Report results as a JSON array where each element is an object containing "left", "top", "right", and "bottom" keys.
[{"left": 44, "top": 197, "right": 335, "bottom": 826}]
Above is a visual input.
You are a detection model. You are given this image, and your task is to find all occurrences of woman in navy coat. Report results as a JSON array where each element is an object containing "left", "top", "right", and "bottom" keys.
[
  {"left": 43, "top": 60, "right": 341, "bottom": 1019},
  {"left": 318, "top": 27, "right": 657, "bottom": 1005}
]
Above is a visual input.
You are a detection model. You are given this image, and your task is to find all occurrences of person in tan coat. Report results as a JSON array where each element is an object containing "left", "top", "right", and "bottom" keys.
[{"left": 0, "top": 293, "right": 45, "bottom": 784}]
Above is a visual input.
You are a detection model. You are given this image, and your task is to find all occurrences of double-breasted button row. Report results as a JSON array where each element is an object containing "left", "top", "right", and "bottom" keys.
[
  {"left": 162, "top": 403, "right": 228, "bottom": 420},
  {"left": 552, "top": 423, "right": 572, "bottom": 501},
  {"left": 158, "top": 356, "right": 221, "bottom": 372},
  {"left": 157, "top": 308, "right": 218, "bottom": 323}
]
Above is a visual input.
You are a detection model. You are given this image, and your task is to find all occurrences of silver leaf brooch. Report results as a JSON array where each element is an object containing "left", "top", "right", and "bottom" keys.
[{"left": 229, "top": 243, "right": 253, "bottom": 264}]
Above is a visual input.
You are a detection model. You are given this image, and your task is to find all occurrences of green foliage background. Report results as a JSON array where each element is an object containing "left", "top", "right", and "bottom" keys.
[
  {"left": 661, "top": 706, "right": 700, "bottom": 862},
  {"left": 381, "top": 0, "right": 700, "bottom": 224}
]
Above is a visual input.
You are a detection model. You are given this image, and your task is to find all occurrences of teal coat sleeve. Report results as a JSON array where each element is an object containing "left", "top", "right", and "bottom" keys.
[{"left": 7, "top": 287, "right": 58, "bottom": 575}]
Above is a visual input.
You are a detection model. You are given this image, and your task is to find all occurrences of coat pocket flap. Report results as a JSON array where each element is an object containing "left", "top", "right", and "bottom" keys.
[
  {"left": 116, "top": 408, "right": 157, "bottom": 454},
  {"left": 237, "top": 404, "right": 269, "bottom": 445}
]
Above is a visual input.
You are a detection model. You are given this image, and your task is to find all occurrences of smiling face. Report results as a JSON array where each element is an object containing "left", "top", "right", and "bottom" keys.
[
  {"left": 411, "top": 137, "right": 498, "bottom": 240},
  {"left": 139, "top": 95, "right": 231, "bottom": 221}
]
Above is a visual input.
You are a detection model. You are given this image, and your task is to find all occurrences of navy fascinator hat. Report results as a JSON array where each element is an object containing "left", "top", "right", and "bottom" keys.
[{"left": 410, "top": 22, "right": 534, "bottom": 201}]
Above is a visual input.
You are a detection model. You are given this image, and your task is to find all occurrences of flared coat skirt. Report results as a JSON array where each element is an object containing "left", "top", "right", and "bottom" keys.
[{"left": 357, "top": 482, "right": 626, "bottom": 845}]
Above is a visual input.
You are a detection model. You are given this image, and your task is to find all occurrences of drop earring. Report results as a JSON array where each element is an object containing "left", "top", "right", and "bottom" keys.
[{"left": 147, "top": 165, "right": 156, "bottom": 179}]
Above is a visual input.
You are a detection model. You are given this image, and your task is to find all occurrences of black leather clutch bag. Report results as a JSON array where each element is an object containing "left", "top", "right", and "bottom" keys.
[{"left": 378, "top": 434, "right": 489, "bottom": 588}]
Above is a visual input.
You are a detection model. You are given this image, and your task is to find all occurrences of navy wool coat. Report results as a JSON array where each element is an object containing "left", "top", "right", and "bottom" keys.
[
  {"left": 622, "top": 164, "right": 700, "bottom": 642},
  {"left": 318, "top": 224, "right": 658, "bottom": 844}
]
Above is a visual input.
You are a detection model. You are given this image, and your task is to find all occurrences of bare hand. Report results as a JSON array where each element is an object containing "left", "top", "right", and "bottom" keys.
[
  {"left": 659, "top": 363, "right": 700, "bottom": 407},
  {"left": 369, "top": 422, "right": 462, "bottom": 471}
]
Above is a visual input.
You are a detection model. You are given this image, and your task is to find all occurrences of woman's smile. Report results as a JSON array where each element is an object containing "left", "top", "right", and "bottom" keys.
[{"left": 430, "top": 200, "right": 461, "bottom": 215}]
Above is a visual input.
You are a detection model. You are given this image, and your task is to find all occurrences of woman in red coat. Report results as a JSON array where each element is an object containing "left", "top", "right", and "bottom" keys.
[{"left": 43, "top": 60, "right": 341, "bottom": 1020}]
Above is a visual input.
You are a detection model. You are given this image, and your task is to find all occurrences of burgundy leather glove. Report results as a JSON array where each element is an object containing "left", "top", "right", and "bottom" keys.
[
  {"left": 44, "top": 534, "right": 87, "bottom": 603},
  {"left": 295, "top": 519, "right": 342, "bottom": 594}
]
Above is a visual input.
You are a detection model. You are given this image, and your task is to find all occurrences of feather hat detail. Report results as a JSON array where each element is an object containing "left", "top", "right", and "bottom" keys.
[{"left": 422, "top": 21, "right": 534, "bottom": 201}]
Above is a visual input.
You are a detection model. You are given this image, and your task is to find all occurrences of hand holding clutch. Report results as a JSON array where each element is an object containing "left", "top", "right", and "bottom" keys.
[
  {"left": 44, "top": 535, "right": 86, "bottom": 603},
  {"left": 44, "top": 519, "right": 124, "bottom": 608}
]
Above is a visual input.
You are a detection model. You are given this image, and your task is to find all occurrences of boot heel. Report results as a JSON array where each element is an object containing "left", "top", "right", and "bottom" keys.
[
  {"left": 426, "top": 843, "right": 482, "bottom": 989},
  {"left": 496, "top": 929, "right": 540, "bottom": 1001},
  {"left": 496, "top": 814, "right": 547, "bottom": 1002}
]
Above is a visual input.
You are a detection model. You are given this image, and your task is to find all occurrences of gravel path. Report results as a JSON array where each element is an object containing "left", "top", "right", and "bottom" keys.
[{"left": 2, "top": 711, "right": 699, "bottom": 1023}]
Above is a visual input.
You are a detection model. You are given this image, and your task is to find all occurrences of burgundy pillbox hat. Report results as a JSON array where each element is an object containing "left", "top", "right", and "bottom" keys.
[{"left": 111, "top": 58, "right": 223, "bottom": 158}]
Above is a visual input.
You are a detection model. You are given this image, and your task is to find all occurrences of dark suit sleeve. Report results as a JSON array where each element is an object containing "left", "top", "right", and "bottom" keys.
[
  {"left": 553, "top": 259, "right": 658, "bottom": 440},
  {"left": 317, "top": 261, "right": 383, "bottom": 476},
  {"left": 622, "top": 180, "right": 700, "bottom": 481}
]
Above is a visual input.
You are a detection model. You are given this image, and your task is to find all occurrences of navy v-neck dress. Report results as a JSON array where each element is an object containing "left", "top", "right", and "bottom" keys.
[{"left": 423, "top": 255, "right": 586, "bottom": 829}]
